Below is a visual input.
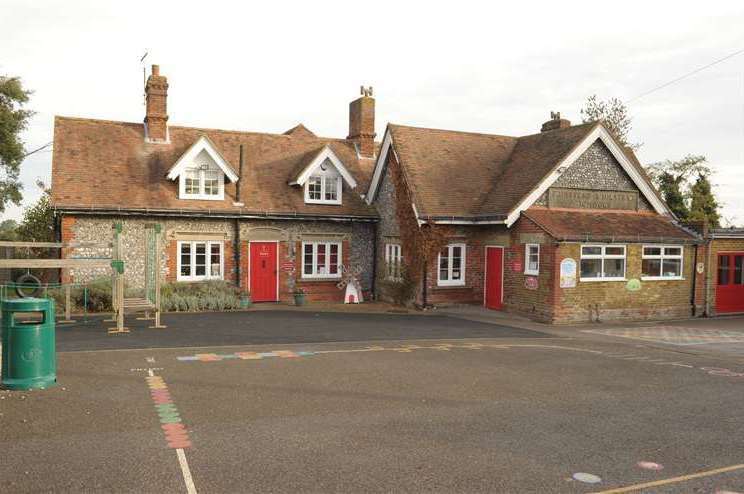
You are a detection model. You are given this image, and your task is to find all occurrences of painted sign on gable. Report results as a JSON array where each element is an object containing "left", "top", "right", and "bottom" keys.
[{"left": 548, "top": 188, "right": 638, "bottom": 211}]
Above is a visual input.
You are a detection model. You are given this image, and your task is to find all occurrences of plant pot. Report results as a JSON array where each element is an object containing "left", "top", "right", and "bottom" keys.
[
  {"left": 293, "top": 293, "right": 306, "bottom": 306},
  {"left": 240, "top": 295, "right": 252, "bottom": 309}
]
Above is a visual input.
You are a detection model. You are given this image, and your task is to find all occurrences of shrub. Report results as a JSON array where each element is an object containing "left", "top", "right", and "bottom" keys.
[
  {"left": 380, "top": 264, "right": 418, "bottom": 306},
  {"left": 161, "top": 280, "right": 242, "bottom": 312}
]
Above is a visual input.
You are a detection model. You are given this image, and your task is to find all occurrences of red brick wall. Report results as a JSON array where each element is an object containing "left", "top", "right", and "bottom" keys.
[{"left": 60, "top": 215, "right": 76, "bottom": 283}]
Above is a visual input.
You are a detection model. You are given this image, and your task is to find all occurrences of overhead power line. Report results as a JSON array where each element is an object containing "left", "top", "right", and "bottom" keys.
[{"left": 627, "top": 47, "right": 744, "bottom": 103}]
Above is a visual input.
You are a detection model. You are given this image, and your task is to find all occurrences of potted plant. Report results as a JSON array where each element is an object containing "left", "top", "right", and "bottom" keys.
[
  {"left": 240, "top": 291, "right": 252, "bottom": 309},
  {"left": 293, "top": 287, "right": 306, "bottom": 306}
]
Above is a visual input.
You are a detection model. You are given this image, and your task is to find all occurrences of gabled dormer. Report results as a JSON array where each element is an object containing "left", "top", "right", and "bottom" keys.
[
  {"left": 166, "top": 135, "right": 239, "bottom": 200},
  {"left": 288, "top": 145, "right": 357, "bottom": 205}
]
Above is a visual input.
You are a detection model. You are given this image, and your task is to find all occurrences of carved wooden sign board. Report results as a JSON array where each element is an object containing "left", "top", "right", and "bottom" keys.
[{"left": 548, "top": 188, "right": 638, "bottom": 211}]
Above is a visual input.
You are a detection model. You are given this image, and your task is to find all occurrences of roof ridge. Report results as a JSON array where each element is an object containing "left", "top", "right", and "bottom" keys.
[
  {"left": 54, "top": 115, "right": 355, "bottom": 143},
  {"left": 389, "top": 123, "right": 517, "bottom": 140}
]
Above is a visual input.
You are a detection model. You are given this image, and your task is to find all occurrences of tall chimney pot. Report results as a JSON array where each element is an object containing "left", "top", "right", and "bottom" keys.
[
  {"left": 144, "top": 64, "right": 169, "bottom": 143},
  {"left": 347, "top": 87, "right": 376, "bottom": 158}
]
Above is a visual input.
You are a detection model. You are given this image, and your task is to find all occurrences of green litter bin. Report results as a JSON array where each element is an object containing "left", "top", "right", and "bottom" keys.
[{"left": 1, "top": 298, "right": 57, "bottom": 390}]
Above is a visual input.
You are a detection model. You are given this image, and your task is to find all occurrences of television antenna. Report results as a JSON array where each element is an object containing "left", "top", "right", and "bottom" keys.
[{"left": 140, "top": 51, "right": 149, "bottom": 105}]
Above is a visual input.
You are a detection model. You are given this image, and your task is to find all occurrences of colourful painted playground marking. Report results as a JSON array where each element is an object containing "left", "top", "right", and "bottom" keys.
[
  {"left": 146, "top": 373, "right": 192, "bottom": 449},
  {"left": 177, "top": 350, "right": 315, "bottom": 362}
]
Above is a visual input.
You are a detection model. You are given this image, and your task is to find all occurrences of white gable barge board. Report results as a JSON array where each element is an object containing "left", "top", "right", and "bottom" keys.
[
  {"left": 366, "top": 128, "right": 393, "bottom": 204},
  {"left": 166, "top": 135, "right": 239, "bottom": 183},
  {"left": 504, "top": 125, "right": 670, "bottom": 227},
  {"left": 289, "top": 145, "right": 358, "bottom": 189}
]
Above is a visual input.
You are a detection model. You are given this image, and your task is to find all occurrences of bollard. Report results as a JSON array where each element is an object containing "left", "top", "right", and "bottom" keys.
[{"left": 1, "top": 298, "right": 57, "bottom": 390}]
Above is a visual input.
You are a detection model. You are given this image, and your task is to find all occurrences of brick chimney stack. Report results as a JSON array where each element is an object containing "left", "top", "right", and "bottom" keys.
[
  {"left": 144, "top": 64, "right": 169, "bottom": 143},
  {"left": 540, "top": 111, "right": 571, "bottom": 132},
  {"left": 348, "top": 86, "right": 376, "bottom": 158}
]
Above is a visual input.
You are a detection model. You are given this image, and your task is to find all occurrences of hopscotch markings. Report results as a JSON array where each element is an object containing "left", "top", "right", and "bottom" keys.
[{"left": 130, "top": 367, "right": 198, "bottom": 493}]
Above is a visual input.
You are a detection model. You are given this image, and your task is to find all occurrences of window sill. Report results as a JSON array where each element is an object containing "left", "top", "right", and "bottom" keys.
[
  {"left": 641, "top": 276, "right": 685, "bottom": 281},
  {"left": 579, "top": 278, "right": 627, "bottom": 283},
  {"left": 299, "top": 277, "right": 342, "bottom": 282},
  {"left": 180, "top": 194, "right": 224, "bottom": 201},
  {"left": 524, "top": 271, "right": 539, "bottom": 276},
  {"left": 434, "top": 284, "right": 470, "bottom": 290},
  {"left": 177, "top": 277, "right": 224, "bottom": 282},
  {"left": 305, "top": 200, "right": 342, "bottom": 206}
]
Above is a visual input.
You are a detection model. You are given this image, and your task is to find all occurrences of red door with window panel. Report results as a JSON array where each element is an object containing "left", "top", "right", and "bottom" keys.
[
  {"left": 716, "top": 253, "right": 744, "bottom": 313},
  {"left": 250, "top": 242, "right": 278, "bottom": 302},
  {"left": 485, "top": 247, "right": 504, "bottom": 310}
]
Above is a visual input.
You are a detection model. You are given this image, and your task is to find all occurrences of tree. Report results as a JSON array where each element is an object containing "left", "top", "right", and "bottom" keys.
[
  {"left": 16, "top": 181, "right": 54, "bottom": 242},
  {"left": 656, "top": 172, "right": 689, "bottom": 220},
  {"left": 0, "top": 219, "right": 19, "bottom": 240},
  {"left": 688, "top": 173, "right": 721, "bottom": 228},
  {"left": 0, "top": 76, "right": 34, "bottom": 213},
  {"left": 580, "top": 95, "right": 638, "bottom": 149}
]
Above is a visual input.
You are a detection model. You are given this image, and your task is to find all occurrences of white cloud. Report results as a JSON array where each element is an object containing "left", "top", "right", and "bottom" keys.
[{"left": 2, "top": 0, "right": 743, "bottom": 224}]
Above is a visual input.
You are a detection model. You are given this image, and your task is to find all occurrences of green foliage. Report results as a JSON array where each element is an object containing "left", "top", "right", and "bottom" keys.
[
  {"left": 580, "top": 95, "right": 638, "bottom": 148},
  {"left": 161, "top": 280, "right": 242, "bottom": 312},
  {"left": 380, "top": 263, "right": 418, "bottom": 306},
  {"left": 657, "top": 172, "right": 689, "bottom": 220},
  {"left": 647, "top": 155, "right": 721, "bottom": 224},
  {"left": 46, "top": 277, "right": 115, "bottom": 312},
  {"left": 688, "top": 173, "right": 721, "bottom": 228},
  {"left": 17, "top": 187, "right": 55, "bottom": 242},
  {"left": 0, "top": 75, "right": 33, "bottom": 213},
  {"left": 0, "top": 219, "right": 19, "bottom": 240}
]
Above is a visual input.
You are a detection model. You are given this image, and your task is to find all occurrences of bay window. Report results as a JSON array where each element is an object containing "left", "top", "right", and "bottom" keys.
[
  {"left": 580, "top": 245, "right": 626, "bottom": 281},
  {"left": 302, "top": 241, "right": 341, "bottom": 278},
  {"left": 642, "top": 245, "right": 683, "bottom": 279},
  {"left": 178, "top": 241, "right": 223, "bottom": 281},
  {"left": 438, "top": 243, "right": 466, "bottom": 286}
]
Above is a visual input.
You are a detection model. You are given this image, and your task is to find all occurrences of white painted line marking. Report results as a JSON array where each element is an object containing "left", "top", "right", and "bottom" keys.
[
  {"left": 146, "top": 357, "right": 156, "bottom": 363},
  {"left": 147, "top": 368, "right": 154, "bottom": 377},
  {"left": 176, "top": 447, "right": 197, "bottom": 494}
]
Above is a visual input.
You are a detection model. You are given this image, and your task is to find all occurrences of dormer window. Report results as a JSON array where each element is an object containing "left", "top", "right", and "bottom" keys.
[
  {"left": 305, "top": 161, "right": 342, "bottom": 204},
  {"left": 180, "top": 159, "right": 224, "bottom": 200},
  {"left": 166, "top": 135, "right": 239, "bottom": 202},
  {"left": 289, "top": 146, "right": 357, "bottom": 206}
]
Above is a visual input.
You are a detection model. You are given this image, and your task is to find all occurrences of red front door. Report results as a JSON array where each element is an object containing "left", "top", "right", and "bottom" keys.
[
  {"left": 716, "top": 252, "right": 744, "bottom": 313},
  {"left": 250, "top": 242, "right": 278, "bottom": 302},
  {"left": 485, "top": 247, "right": 504, "bottom": 310}
]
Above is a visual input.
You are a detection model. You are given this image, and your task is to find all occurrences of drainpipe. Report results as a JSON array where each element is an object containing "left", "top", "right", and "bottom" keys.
[
  {"left": 690, "top": 243, "right": 699, "bottom": 316},
  {"left": 370, "top": 223, "right": 377, "bottom": 299},
  {"left": 704, "top": 237, "right": 713, "bottom": 317},
  {"left": 422, "top": 259, "right": 428, "bottom": 308},
  {"left": 234, "top": 145, "right": 245, "bottom": 291}
]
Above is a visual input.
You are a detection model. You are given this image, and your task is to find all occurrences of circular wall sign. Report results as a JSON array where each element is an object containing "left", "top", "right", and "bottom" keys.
[{"left": 626, "top": 279, "right": 642, "bottom": 292}]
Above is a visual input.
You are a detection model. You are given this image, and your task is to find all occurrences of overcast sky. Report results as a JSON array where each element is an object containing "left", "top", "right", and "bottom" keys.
[{"left": 2, "top": 1, "right": 744, "bottom": 225}]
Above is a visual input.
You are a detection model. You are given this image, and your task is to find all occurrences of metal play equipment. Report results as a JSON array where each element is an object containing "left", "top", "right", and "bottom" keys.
[
  {"left": 0, "top": 222, "right": 166, "bottom": 335},
  {"left": 0, "top": 239, "right": 114, "bottom": 324},
  {"left": 108, "top": 222, "right": 166, "bottom": 333}
]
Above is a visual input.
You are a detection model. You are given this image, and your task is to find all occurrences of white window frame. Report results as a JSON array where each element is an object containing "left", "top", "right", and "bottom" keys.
[
  {"left": 641, "top": 245, "right": 684, "bottom": 280},
  {"left": 177, "top": 240, "right": 224, "bottom": 281},
  {"left": 304, "top": 175, "right": 342, "bottom": 205},
  {"left": 385, "top": 243, "right": 402, "bottom": 280},
  {"left": 437, "top": 243, "right": 466, "bottom": 287},
  {"left": 524, "top": 243, "right": 540, "bottom": 276},
  {"left": 301, "top": 241, "right": 342, "bottom": 279},
  {"left": 580, "top": 244, "right": 627, "bottom": 282},
  {"left": 179, "top": 166, "right": 225, "bottom": 200}
]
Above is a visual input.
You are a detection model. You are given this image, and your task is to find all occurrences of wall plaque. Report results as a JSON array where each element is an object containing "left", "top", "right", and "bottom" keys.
[
  {"left": 559, "top": 258, "right": 577, "bottom": 288},
  {"left": 548, "top": 188, "right": 638, "bottom": 211}
]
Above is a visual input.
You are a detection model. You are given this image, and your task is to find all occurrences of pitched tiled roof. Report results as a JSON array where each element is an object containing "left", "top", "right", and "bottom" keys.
[
  {"left": 387, "top": 121, "right": 661, "bottom": 220},
  {"left": 523, "top": 208, "right": 697, "bottom": 242},
  {"left": 51, "top": 117, "right": 377, "bottom": 218},
  {"left": 387, "top": 124, "right": 518, "bottom": 218}
]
